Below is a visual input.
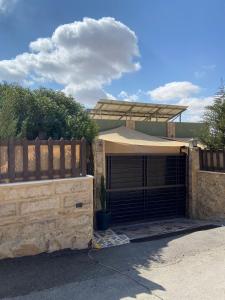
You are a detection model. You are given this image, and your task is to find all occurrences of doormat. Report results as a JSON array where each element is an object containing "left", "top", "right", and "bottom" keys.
[{"left": 93, "top": 229, "right": 130, "bottom": 249}]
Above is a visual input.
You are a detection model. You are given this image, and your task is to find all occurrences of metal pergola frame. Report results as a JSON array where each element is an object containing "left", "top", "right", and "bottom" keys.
[{"left": 88, "top": 99, "right": 188, "bottom": 122}]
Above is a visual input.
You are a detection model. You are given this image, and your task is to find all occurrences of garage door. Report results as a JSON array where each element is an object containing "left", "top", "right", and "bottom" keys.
[{"left": 106, "top": 155, "right": 187, "bottom": 224}]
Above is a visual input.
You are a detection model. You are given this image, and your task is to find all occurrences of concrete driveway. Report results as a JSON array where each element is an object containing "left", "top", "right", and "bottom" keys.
[{"left": 1, "top": 227, "right": 225, "bottom": 300}]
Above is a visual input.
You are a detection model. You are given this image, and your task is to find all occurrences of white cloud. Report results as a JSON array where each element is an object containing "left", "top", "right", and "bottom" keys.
[
  {"left": 0, "top": 0, "right": 18, "bottom": 13},
  {"left": 117, "top": 82, "right": 212, "bottom": 121},
  {"left": 118, "top": 91, "right": 128, "bottom": 98},
  {"left": 177, "top": 96, "right": 213, "bottom": 122},
  {"left": 194, "top": 71, "right": 206, "bottom": 79},
  {"left": 148, "top": 81, "right": 200, "bottom": 101},
  {"left": 63, "top": 84, "right": 114, "bottom": 107},
  {"left": 203, "top": 64, "right": 216, "bottom": 71},
  {"left": 118, "top": 89, "right": 145, "bottom": 102},
  {"left": 147, "top": 81, "right": 213, "bottom": 121},
  {"left": 194, "top": 64, "right": 216, "bottom": 79},
  {"left": 29, "top": 38, "right": 54, "bottom": 53},
  {"left": 0, "top": 17, "right": 140, "bottom": 105}
]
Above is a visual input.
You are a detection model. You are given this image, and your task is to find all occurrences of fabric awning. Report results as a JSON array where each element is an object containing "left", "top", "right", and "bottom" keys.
[{"left": 98, "top": 126, "right": 188, "bottom": 147}]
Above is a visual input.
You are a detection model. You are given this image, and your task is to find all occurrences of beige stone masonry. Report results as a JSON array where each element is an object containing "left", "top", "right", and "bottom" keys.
[
  {"left": 195, "top": 171, "right": 225, "bottom": 220},
  {"left": 167, "top": 122, "right": 176, "bottom": 138},
  {"left": 188, "top": 147, "right": 225, "bottom": 220},
  {"left": 188, "top": 148, "right": 200, "bottom": 218},
  {"left": 0, "top": 176, "right": 93, "bottom": 259},
  {"left": 93, "top": 139, "right": 106, "bottom": 210},
  {"left": 0, "top": 203, "right": 17, "bottom": 218},
  {"left": 126, "top": 120, "right": 135, "bottom": 130}
]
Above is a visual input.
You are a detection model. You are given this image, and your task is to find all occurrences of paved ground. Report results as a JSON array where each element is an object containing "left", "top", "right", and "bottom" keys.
[{"left": 1, "top": 227, "right": 225, "bottom": 300}]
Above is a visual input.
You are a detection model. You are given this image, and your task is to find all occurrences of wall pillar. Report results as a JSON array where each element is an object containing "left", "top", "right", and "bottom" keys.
[
  {"left": 188, "top": 147, "right": 200, "bottom": 218},
  {"left": 93, "top": 139, "right": 106, "bottom": 211},
  {"left": 126, "top": 120, "right": 135, "bottom": 130},
  {"left": 167, "top": 122, "right": 176, "bottom": 138}
]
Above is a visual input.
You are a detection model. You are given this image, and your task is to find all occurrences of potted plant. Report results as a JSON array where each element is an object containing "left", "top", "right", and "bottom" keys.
[{"left": 96, "top": 175, "right": 111, "bottom": 230}]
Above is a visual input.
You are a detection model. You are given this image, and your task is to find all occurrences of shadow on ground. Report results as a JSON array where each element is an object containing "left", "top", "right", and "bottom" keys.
[{"left": 0, "top": 234, "right": 187, "bottom": 299}]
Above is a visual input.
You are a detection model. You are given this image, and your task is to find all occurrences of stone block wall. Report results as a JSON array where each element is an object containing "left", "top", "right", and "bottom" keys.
[
  {"left": 188, "top": 148, "right": 200, "bottom": 218},
  {"left": 93, "top": 139, "right": 105, "bottom": 211},
  {"left": 195, "top": 171, "right": 225, "bottom": 220},
  {"left": 188, "top": 148, "right": 225, "bottom": 220},
  {"left": 0, "top": 176, "right": 93, "bottom": 259}
]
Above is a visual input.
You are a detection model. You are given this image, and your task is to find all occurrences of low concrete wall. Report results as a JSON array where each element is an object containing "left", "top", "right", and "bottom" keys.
[
  {"left": 0, "top": 176, "right": 93, "bottom": 259},
  {"left": 95, "top": 119, "right": 204, "bottom": 138},
  {"left": 195, "top": 171, "right": 225, "bottom": 220}
]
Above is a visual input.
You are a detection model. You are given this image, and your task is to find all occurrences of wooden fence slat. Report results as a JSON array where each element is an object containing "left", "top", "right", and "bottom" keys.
[
  {"left": 23, "top": 139, "right": 28, "bottom": 180},
  {"left": 35, "top": 137, "right": 41, "bottom": 180},
  {"left": 210, "top": 150, "right": 214, "bottom": 170},
  {"left": 199, "top": 149, "right": 203, "bottom": 170},
  {"left": 200, "top": 149, "right": 225, "bottom": 172},
  {"left": 204, "top": 150, "right": 208, "bottom": 170},
  {"left": 216, "top": 151, "right": 220, "bottom": 170},
  {"left": 0, "top": 137, "right": 85, "bottom": 183},
  {"left": 81, "top": 137, "right": 87, "bottom": 177},
  {"left": 0, "top": 141, "right": 2, "bottom": 184},
  {"left": 60, "top": 138, "right": 65, "bottom": 178},
  {"left": 223, "top": 149, "right": 225, "bottom": 171},
  {"left": 8, "top": 138, "right": 15, "bottom": 182},
  {"left": 48, "top": 138, "right": 53, "bottom": 179},
  {"left": 71, "top": 139, "right": 76, "bottom": 177}
]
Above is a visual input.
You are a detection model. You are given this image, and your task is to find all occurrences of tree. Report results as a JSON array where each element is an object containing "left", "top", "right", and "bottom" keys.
[
  {"left": 200, "top": 86, "right": 225, "bottom": 149},
  {"left": 0, "top": 83, "right": 98, "bottom": 141}
]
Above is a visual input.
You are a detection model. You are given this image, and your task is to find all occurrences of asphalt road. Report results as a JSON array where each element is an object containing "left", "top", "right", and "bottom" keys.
[{"left": 1, "top": 227, "right": 225, "bottom": 300}]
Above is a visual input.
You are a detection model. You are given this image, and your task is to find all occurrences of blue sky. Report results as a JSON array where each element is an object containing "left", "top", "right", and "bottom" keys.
[{"left": 0, "top": 0, "right": 225, "bottom": 121}]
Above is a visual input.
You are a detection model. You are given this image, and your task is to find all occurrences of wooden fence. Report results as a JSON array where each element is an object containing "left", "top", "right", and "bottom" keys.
[
  {"left": 199, "top": 149, "right": 225, "bottom": 172},
  {"left": 0, "top": 137, "right": 87, "bottom": 183}
]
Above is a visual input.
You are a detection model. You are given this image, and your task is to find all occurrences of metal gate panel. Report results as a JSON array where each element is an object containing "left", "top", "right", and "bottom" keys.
[
  {"left": 145, "top": 186, "right": 186, "bottom": 219},
  {"left": 108, "top": 190, "right": 145, "bottom": 223},
  {"left": 107, "top": 156, "right": 143, "bottom": 190},
  {"left": 106, "top": 155, "right": 187, "bottom": 224}
]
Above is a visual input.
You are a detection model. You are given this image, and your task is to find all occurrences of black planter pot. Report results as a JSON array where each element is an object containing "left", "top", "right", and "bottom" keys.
[{"left": 96, "top": 210, "right": 111, "bottom": 231}]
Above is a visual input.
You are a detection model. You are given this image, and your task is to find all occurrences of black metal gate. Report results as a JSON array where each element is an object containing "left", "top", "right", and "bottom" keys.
[{"left": 106, "top": 154, "right": 187, "bottom": 224}]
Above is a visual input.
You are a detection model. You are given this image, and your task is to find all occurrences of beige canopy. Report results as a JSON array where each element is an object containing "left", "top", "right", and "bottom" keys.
[
  {"left": 98, "top": 126, "right": 188, "bottom": 154},
  {"left": 98, "top": 126, "right": 188, "bottom": 147}
]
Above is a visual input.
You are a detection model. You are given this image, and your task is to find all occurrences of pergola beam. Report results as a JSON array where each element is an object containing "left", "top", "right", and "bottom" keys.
[
  {"left": 89, "top": 109, "right": 178, "bottom": 119},
  {"left": 118, "top": 104, "right": 136, "bottom": 120}
]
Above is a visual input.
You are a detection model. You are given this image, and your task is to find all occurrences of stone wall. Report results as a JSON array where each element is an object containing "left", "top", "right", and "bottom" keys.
[
  {"left": 188, "top": 148, "right": 200, "bottom": 218},
  {"left": 195, "top": 171, "right": 225, "bottom": 220},
  {"left": 188, "top": 148, "right": 225, "bottom": 220},
  {"left": 0, "top": 176, "right": 93, "bottom": 259},
  {"left": 93, "top": 139, "right": 105, "bottom": 211}
]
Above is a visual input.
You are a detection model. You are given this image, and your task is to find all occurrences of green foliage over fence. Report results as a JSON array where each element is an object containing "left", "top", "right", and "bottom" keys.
[{"left": 0, "top": 83, "right": 97, "bottom": 141}]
